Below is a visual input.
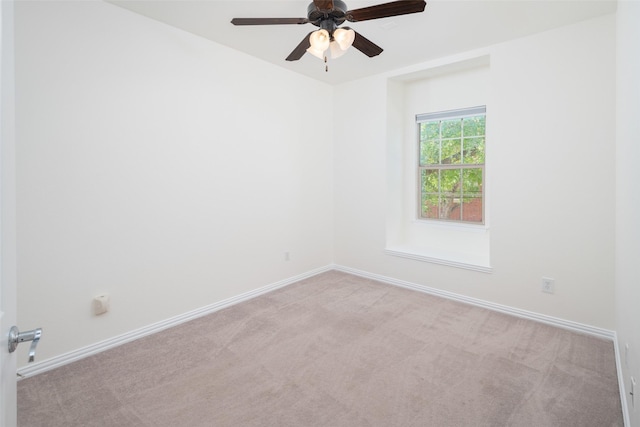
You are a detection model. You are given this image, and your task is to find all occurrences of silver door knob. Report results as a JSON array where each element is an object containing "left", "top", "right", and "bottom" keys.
[{"left": 8, "top": 326, "right": 42, "bottom": 363}]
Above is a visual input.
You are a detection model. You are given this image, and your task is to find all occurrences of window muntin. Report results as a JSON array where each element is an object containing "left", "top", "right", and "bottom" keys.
[{"left": 417, "top": 107, "right": 486, "bottom": 224}]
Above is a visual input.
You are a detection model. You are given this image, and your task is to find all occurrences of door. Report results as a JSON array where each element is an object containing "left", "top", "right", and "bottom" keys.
[{"left": 1, "top": 1, "right": 18, "bottom": 426}]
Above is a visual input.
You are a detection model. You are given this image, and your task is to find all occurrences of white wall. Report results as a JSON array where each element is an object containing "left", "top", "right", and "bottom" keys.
[
  {"left": 334, "top": 14, "right": 616, "bottom": 329},
  {"left": 14, "top": 1, "right": 333, "bottom": 365},
  {"left": 616, "top": 1, "right": 640, "bottom": 424}
]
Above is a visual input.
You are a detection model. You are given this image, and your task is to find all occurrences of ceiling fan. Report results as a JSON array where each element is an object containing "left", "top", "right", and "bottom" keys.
[{"left": 231, "top": 0, "right": 427, "bottom": 62}]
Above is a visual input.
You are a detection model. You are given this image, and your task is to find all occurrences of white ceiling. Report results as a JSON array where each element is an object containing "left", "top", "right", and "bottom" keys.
[{"left": 107, "top": 0, "right": 617, "bottom": 85}]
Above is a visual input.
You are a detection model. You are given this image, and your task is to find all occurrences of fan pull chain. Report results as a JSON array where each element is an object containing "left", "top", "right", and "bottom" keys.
[{"left": 324, "top": 55, "right": 328, "bottom": 73}]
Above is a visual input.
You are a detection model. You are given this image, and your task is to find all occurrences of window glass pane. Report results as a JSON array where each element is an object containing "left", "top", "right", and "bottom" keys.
[
  {"left": 440, "top": 192, "right": 461, "bottom": 220},
  {"left": 421, "top": 193, "right": 439, "bottom": 219},
  {"left": 463, "top": 115, "right": 485, "bottom": 137},
  {"left": 441, "top": 138, "right": 461, "bottom": 165},
  {"left": 440, "top": 169, "right": 461, "bottom": 194},
  {"left": 441, "top": 119, "right": 462, "bottom": 139},
  {"left": 420, "top": 169, "right": 439, "bottom": 193},
  {"left": 421, "top": 122, "right": 440, "bottom": 141},
  {"left": 420, "top": 139, "right": 440, "bottom": 165},
  {"left": 461, "top": 196, "right": 483, "bottom": 222},
  {"left": 462, "top": 168, "right": 483, "bottom": 194},
  {"left": 463, "top": 137, "right": 485, "bottom": 164}
]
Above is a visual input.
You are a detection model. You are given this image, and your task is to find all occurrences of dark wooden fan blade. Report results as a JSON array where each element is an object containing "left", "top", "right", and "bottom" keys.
[
  {"left": 286, "top": 32, "right": 313, "bottom": 61},
  {"left": 231, "top": 17, "right": 309, "bottom": 25},
  {"left": 347, "top": 0, "right": 426, "bottom": 22},
  {"left": 351, "top": 31, "right": 383, "bottom": 57},
  {"left": 313, "top": 0, "right": 334, "bottom": 11}
]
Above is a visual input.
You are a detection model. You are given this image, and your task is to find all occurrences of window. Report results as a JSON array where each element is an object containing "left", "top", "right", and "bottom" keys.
[{"left": 417, "top": 106, "right": 486, "bottom": 224}]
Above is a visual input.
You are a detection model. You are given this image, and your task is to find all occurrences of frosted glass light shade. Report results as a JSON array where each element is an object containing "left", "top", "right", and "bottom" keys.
[
  {"left": 307, "top": 29, "right": 330, "bottom": 60},
  {"left": 330, "top": 41, "right": 348, "bottom": 59},
  {"left": 309, "top": 29, "right": 330, "bottom": 50},
  {"left": 307, "top": 45, "right": 327, "bottom": 59},
  {"left": 333, "top": 28, "right": 355, "bottom": 50}
]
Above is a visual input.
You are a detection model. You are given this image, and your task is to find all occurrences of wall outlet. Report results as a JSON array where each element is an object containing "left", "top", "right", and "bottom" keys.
[
  {"left": 541, "top": 277, "right": 555, "bottom": 294},
  {"left": 631, "top": 377, "right": 637, "bottom": 410},
  {"left": 284, "top": 251, "right": 290, "bottom": 261}
]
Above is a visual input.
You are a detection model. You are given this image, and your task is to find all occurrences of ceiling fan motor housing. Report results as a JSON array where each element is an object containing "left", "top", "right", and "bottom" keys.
[{"left": 307, "top": 0, "right": 348, "bottom": 28}]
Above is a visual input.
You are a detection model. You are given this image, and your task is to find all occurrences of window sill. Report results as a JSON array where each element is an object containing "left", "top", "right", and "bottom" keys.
[
  {"left": 384, "top": 246, "right": 492, "bottom": 274},
  {"left": 411, "top": 219, "right": 489, "bottom": 233}
]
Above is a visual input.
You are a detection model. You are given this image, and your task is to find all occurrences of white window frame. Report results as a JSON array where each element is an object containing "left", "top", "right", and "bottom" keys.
[{"left": 416, "top": 106, "right": 486, "bottom": 225}]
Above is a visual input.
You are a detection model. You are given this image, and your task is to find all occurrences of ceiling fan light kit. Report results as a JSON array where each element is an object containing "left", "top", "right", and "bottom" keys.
[
  {"left": 307, "top": 27, "right": 354, "bottom": 61},
  {"left": 231, "top": 0, "right": 427, "bottom": 66}
]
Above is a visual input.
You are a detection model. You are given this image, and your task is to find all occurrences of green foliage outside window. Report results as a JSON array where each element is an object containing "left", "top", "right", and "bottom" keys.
[{"left": 419, "top": 114, "right": 485, "bottom": 223}]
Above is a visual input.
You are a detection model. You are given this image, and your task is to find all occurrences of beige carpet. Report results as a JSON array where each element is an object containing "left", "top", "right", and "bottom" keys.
[{"left": 18, "top": 271, "right": 623, "bottom": 426}]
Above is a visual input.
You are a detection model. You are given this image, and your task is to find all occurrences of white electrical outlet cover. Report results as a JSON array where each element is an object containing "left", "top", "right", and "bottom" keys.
[
  {"left": 92, "top": 294, "right": 110, "bottom": 315},
  {"left": 541, "top": 277, "right": 555, "bottom": 294}
]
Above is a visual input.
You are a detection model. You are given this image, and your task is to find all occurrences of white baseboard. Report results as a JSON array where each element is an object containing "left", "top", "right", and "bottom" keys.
[
  {"left": 613, "top": 333, "right": 631, "bottom": 427},
  {"left": 19, "top": 263, "right": 619, "bottom": 384},
  {"left": 332, "top": 264, "right": 616, "bottom": 340},
  {"left": 17, "top": 265, "right": 333, "bottom": 379}
]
